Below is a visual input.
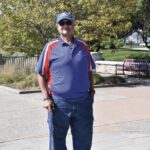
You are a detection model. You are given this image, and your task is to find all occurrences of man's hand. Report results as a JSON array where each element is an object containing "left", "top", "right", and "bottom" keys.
[
  {"left": 43, "top": 98, "right": 54, "bottom": 112},
  {"left": 89, "top": 89, "right": 95, "bottom": 97}
]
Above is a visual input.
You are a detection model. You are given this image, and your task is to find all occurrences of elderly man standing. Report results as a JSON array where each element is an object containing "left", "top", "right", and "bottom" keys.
[{"left": 35, "top": 12, "right": 95, "bottom": 150}]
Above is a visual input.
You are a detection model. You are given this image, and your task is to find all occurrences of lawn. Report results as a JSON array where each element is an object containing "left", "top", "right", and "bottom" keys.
[{"left": 101, "top": 48, "right": 150, "bottom": 61}]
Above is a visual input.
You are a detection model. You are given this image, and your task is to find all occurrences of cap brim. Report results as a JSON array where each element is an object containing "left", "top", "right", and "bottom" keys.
[{"left": 57, "top": 17, "right": 73, "bottom": 23}]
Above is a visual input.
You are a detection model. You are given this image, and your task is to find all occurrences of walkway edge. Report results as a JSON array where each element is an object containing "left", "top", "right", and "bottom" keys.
[
  {"left": 94, "top": 82, "right": 141, "bottom": 88},
  {"left": 0, "top": 81, "right": 142, "bottom": 94},
  {"left": 0, "top": 85, "right": 20, "bottom": 94}
]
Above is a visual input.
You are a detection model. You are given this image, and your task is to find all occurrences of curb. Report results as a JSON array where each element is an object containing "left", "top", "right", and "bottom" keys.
[
  {"left": 0, "top": 85, "right": 20, "bottom": 94},
  {"left": 19, "top": 90, "right": 41, "bottom": 94},
  {"left": 94, "top": 82, "right": 141, "bottom": 88},
  {"left": 17, "top": 82, "right": 142, "bottom": 94},
  {"left": 0, "top": 82, "right": 143, "bottom": 95},
  {"left": 0, "top": 85, "right": 41, "bottom": 94}
]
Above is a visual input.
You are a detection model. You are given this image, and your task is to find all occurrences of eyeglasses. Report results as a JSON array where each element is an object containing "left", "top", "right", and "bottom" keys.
[{"left": 59, "top": 20, "right": 73, "bottom": 26}]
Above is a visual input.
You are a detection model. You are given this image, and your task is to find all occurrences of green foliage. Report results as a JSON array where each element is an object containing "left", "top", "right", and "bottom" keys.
[
  {"left": 0, "top": 0, "right": 137, "bottom": 54},
  {"left": 131, "top": 0, "right": 150, "bottom": 49},
  {"left": 0, "top": 72, "right": 25, "bottom": 84},
  {"left": 0, "top": 70, "right": 126, "bottom": 88},
  {"left": 0, "top": 74, "right": 14, "bottom": 84},
  {"left": 93, "top": 73, "right": 125, "bottom": 85},
  {"left": 87, "top": 38, "right": 124, "bottom": 51},
  {"left": 75, "top": 0, "right": 136, "bottom": 42},
  {"left": 93, "top": 73, "right": 105, "bottom": 85},
  {"left": 0, "top": 0, "right": 58, "bottom": 55},
  {"left": 101, "top": 40, "right": 110, "bottom": 49},
  {"left": 140, "top": 0, "right": 150, "bottom": 48},
  {"left": 0, "top": 70, "right": 38, "bottom": 89},
  {"left": 15, "top": 73, "right": 39, "bottom": 89},
  {"left": 113, "top": 39, "right": 124, "bottom": 48},
  {"left": 98, "top": 39, "right": 124, "bottom": 49},
  {"left": 104, "top": 75, "right": 125, "bottom": 84}
]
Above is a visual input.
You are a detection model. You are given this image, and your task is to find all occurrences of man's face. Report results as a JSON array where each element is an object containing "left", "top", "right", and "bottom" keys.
[{"left": 57, "top": 19, "right": 74, "bottom": 36}]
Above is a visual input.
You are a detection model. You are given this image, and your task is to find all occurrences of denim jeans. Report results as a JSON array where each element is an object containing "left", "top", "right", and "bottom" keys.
[{"left": 47, "top": 95, "right": 94, "bottom": 150}]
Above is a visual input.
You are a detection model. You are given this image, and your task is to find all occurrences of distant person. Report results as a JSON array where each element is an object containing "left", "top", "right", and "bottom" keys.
[{"left": 35, "top": 12, "right": 95, "bottom": 150}]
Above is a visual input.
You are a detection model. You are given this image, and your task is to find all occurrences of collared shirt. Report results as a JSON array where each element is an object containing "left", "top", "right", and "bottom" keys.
[{"left": 35, "top": 37, "right": 95, "bottom": 101}]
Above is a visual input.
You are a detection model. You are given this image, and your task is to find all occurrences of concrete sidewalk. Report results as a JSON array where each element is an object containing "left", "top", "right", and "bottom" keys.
[{"left": 0, "top": 84, "right": 150, "bottom": 150}]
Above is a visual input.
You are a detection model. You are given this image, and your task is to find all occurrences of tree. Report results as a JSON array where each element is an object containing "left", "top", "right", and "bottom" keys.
[
  {"left": 130, "top": 0, "right": 150, "bottom": 49},
  {"left": 0, "top": 0, "right": 137, "bottom": 55},
  {"left": 140, "top": 0, "right": 150, "bottom": 49},
  {"left": 0, "top": 0, "right": 59, "bottom": 55},
  {"left": 75, "top": 0, "right": 136, "bottom": 40}
]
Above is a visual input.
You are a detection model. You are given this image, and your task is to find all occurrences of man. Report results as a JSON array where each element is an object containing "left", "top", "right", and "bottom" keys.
[{"left": 35, "top": 12, "right": 95, "bottom": 150}]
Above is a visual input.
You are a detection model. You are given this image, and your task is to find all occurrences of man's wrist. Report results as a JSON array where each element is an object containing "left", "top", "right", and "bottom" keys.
[
  {"left": 43, "top": 97, "right": 52, "bottom": 101},
  {"left": 89, "top": 89, "right": 95, "bottom": 94}
]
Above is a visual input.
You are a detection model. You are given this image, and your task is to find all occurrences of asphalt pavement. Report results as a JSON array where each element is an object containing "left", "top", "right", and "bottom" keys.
[{"left": 0, "top": 81, "right": 150, "bottom": 150}]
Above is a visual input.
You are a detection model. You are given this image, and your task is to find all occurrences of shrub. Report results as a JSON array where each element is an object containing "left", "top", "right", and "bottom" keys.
[
  {"left": 101, "top": 40, "right": 110, "bottom": 49},
  {"left": 93, "top": 73, "right": 125, "bottom": 85},
  {"left": 0, "top": 66, "right": 39, "bottom": 89},
  {"left": 93, "top": 73, "right": 105, "bottom": 85},
  {"left": 104, "top": 76, "right": 125, "bottom": 84},
  {"left": 0, "top": 69, "right": 126, "bottom": 89},
  {"left": 24, "top": 73, "right": 39, "bottom": 88},
  {"left": 0, "top": 74, "right": 14, "bottom": 84},
  {"left": 114, "top": 39, "right": 124, "bottom": 48},
  {"left": 0, "top": 71, "right": 25, "bottom": 84}
]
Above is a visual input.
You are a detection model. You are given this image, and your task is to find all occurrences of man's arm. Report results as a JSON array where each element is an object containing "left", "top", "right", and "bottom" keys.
[
  {"left": 38, "top": 74, "right": 54, "bottom": 111},
  {"left": 38, "top": 74, "right": 49, "bottom": 98},
  {"left": 89, "top": 71, "right": 95, "bottom": 96}
]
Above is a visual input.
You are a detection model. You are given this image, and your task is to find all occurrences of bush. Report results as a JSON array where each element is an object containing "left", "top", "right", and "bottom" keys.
[
  {"left": 0, "top": 70, "right": 126, "bottom": 90},
  {"left": 101, "top": 40, "right": 110, "bottom": 49},
  {"left": 100, "top": 39, "right": 124, "bottom": 49},
  {"left": 93, "top": 73, "right": 105, "bottom": 85},
  {"left": 114, "top": 39, "right": 124, "bottom": 48},
  {"left": 24, "top": 73, "right": 39, "bottom": 88},
  {"left": 0, "top": 74, "right": 14, "bottom": 84},
  {"left": 0, "top": 72, "right": 25, "bottom": 84},
  {"left": 104, "top": 76, "right": 126, "bottom": 84},
  {"left": 0, "top": 69, "right": 39, "bottom": 89},
  {"left": 93, "top": 73, "right": 125, "bottom": 85}
]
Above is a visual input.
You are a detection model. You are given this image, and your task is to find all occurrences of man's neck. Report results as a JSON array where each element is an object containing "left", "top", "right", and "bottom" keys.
[{"left": 60, "top": 35, "right": 74, "bottom": 45}]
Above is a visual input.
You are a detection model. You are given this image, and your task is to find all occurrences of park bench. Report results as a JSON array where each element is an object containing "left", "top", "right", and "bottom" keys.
[{"left": 116, "top": 59, "right": 149, "bottom": 76}]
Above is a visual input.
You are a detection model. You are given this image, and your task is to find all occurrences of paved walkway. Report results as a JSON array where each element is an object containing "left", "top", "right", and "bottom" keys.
[{"left": 0, "top": 83, "right": 150, "bottom": 150}]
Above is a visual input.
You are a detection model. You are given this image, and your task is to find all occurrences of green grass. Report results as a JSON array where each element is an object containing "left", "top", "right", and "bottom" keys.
[{"left": 101, "top": 48, "right": 150, "bottom": 61}]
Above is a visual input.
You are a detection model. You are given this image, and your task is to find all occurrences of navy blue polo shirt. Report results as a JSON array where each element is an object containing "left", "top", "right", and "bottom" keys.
[{"left": 35, "top": 37, "right": 95, "bottom": 101}]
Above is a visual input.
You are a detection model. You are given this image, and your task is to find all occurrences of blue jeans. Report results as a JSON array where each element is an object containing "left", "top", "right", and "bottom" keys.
[{"left": 47, "top": 95, "right": 94, "bottom": 150}]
